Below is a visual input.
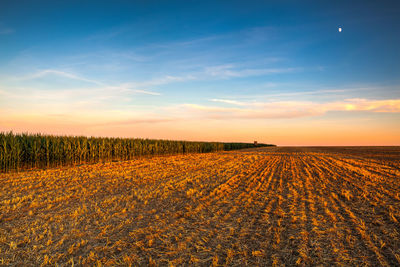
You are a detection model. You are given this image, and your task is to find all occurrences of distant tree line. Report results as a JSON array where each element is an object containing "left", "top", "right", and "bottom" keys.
[{"left": 0, "top": 132, "right": 274, "bottom": 172}]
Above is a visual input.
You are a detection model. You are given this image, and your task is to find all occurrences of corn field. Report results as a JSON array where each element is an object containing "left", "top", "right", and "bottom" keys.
[
  {"left": 0, "top": 132, "right": 272, "bottom": 172},
  {"left": 1, "top": 146, "right": 399, "bottom": 265}
]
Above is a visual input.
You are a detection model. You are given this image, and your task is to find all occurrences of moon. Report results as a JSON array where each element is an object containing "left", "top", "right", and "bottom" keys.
[{"left": 338, "top": 27, "right": 342, "bottom": 32}]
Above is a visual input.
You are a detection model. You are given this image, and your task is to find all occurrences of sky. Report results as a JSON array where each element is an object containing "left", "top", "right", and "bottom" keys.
[{"left": 0, "top": 0, "right": 400, "bottom": 145}]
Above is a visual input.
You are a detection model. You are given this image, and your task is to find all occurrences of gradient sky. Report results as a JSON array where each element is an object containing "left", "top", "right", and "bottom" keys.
[{"left": 1, "top": 0, "right": 400, "bottom": 145}]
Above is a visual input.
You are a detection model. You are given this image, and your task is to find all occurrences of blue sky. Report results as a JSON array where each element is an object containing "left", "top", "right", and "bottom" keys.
[{"left": 1, "top": 0, "right": 399, "bottom": 145}]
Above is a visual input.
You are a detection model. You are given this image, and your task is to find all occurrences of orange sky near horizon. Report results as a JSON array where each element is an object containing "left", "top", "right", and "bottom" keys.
[{"left": 1, "top": 111, "right": 399, "bottom": 146}]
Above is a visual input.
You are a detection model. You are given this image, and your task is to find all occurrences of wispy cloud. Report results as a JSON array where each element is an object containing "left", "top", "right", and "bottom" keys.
[
  {"left": 121, "top": 74, "right": 196, "bottom": 88},
  {"left": 128, "top": 89, "right": 161, "bottom": 96},
  {"left": 147, "top": 25, "right": 276, "bottom": 50},
  {"left": 4, "top": 67, "right": 305, "bottom": 99},
  {"left": 339, "top": 98, "right": 400, "bottom": 113},
  {"left": 213, "top": 84, "right": 400, "bottom": 101},
  {"left": 153, "top": 35, "right": 225, "bottom": 49},
  {"left": 1, "top": 85, "right": 160, "bottom": 108},
  {"left": 203, "top": 64, "right": 299, "bottom": 79},
  {"left": 209, "top": 99, "right": 248, "bottom": 106},
  {"left": 119, "top": 64, "right": 300, "bottom": 87},
  {"left": 19, "top": 69, "right": 104, "bottom": 85},
  {"left": 86, "top": 24, "right": 132, "bottom": 41},
  {"left": 183, "top": 98, "right": 400, "bottom": 119},
  {"left": 9, "top": 69, "right": 162, "bottom": 97}
]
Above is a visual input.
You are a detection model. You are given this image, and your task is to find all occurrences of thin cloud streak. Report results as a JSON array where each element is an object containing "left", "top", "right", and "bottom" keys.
[
  {"left": 209, "top": 99, "right": 248, "bottom": 106},
  {"left": 203, "top": 65, "right": 300, "bottom": 78},
  {"left": 18, "top": 69, "right": 105, "bottom": 85},
  {"left": 121, "top": 74, "right": 196, "bottom": 88},
  {"left": 129, "top": 89, "right": 161, "bottom": 96},
  {"left": 146, "top": 25, "right": 276, "bottom": 50},
  {"left": 8, "top": 69, "right": 162, "bottom": 97}
]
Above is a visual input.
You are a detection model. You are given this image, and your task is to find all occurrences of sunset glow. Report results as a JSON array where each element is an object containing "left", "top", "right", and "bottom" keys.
[{"left": 1, "top": 1, "right": 399, "bottom": 145}]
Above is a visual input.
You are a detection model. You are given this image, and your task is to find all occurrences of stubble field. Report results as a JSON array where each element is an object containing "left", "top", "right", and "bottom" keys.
[{"left": 1, "top": 147, "right": 400, "bottom": 266}]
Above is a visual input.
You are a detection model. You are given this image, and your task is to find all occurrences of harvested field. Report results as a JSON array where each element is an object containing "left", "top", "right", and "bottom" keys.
[{"left": 1, "top": 147, "right": 400, "bottom": 266}]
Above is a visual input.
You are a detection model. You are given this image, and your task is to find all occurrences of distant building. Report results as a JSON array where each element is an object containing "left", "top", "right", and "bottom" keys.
[{"left": 254, "top": 141, "right": 258, "bottom": 146}]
